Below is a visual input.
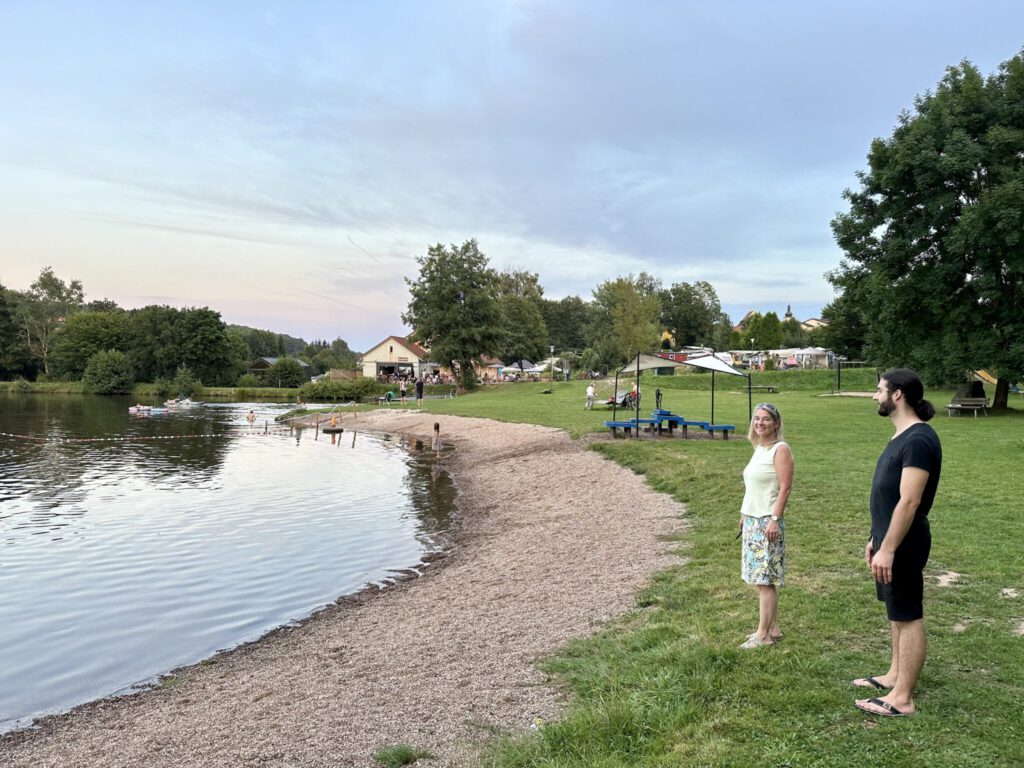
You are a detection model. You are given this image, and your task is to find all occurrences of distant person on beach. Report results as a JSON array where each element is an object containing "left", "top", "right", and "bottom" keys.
[
  {"left": 415, "top": 377, "right": 424, "bottom": 405},
  {"left": 854, "top": 368, "right": 941, "bottom": 718},
  {"left": 399, "top": 378, "right": 407, "bottom": 404},
  {"left": 738, "top": 402, "right": 793, "bottom": 649},
  {"left": 432, "top": 422, "right": 441, "bottom": 458},
  {"left": 585, "top": 383, "right": 595, "bottom": 410}
]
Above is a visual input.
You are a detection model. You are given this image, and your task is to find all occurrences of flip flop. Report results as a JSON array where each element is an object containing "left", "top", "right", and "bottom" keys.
[
  {"left": 740, "top": 634, "right": 774, "bottom": 649},
  {"left": 852, "top": 677, "right": 888, "bottom": 690},
  {"left": 855, "top": 697, "right": 910, "bottom": 717}
]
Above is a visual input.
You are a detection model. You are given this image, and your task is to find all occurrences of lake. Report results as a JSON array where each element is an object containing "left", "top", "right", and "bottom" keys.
[{"left": 0, "top": 394, "right": 456, "bottom": 734}]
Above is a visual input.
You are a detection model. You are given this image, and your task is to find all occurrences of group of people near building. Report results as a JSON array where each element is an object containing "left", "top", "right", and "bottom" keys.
[{"left": 737, "top": 368, "right": 941, "bottom": 719}]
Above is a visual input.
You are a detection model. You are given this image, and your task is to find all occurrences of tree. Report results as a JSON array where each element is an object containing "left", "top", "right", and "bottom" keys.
[
  {"left": 742, "top": 312, "right": 783, "bottom": 351},
  {"left": 780, "top": 317, "right": 808, "bottom": 348},
  {"left": 540, "top": 295, "right": 591, "bottom": 352},
  {"left": 309, "top": 348, "right": 340, "bottom": 375},
  {"left": 495, "top": 270, "right": 548, "bottom": 368},
  {"left": 15, "top": 266, "right": 85, "bottom": 376},
  {"left": 82, "top": 350, "right": 134, "bottom": 394},
  {"left": 178, "top": 307, "right": 235, "bottom": 386},
  {"left": 329, "top": 337, "right": 359, "bottom": 368},
  {"left": 51, "top": 310, "right": 129, "bottom": 380},
  {"left": 830, "top": 51, "right": 1024, "bottom": 409},
  {"left": 587, "top": 274, "right": 662, "bottom": 367},
  {"left": 127, "top": 305, "right": 183, "bottom": 382},
  {"left": 712, "top": 313, "right": 736, "bottom": 353},
  {"left": 265, "top": 356, "right": 307, "bottom": 388},
  {"left": 0, "top": 282, "right": 34, "bottom": 378},
  {"left": 660, "top": 280, "right": 722, "bottom": 347},
  {"left": 818, "top": 292, "right": 868, "bottom": 360},
  {"left": 402, "top": 239, "right": 503, "bottom": 389}
]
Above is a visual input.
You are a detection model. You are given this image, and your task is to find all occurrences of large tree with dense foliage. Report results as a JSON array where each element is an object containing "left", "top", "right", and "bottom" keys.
[
  {"left": 741, "top": 311, "right": 783, "bottom": 351},
  {"left": 126, "top": 305, "right": 236, "bottom": 385},
  {"left": 540, "top": 295, "right": 591, "bottom": 353},
  {"left": 586, "top": 274, "right": 663, "bottom": 367},
  {"left": 126, "top": 305, "right": 182, "bottom": 382},
  {"left": 494, "top": 270, "right": 548, "bottom": 368},
  {"left": 660, "top": 280, "right": 722, "bottom": 348},
  {"left": 177, "top": 307, "right": 236, "bottom": 386},
  {"left": 402, "top": 239, "right": 503, "bottom": 389},
  {"left": 14, "top": 266, "right": 85, "bottom": 376},
  {"left": 51, "top": 309, "right": 129, "bottom": 380},
  {"left": 830, "top": 51, "right": 1024, "bottom": 408},
  {"left": 0, "top": 282, "right": 34, "bottom": 378}
]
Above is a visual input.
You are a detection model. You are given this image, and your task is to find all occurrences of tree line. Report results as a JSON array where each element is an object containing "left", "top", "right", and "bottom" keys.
[
  {"left": 402, "top": 240, "right": 822, "bottom": 389},
  {"left": 0, "top": 268, "right": 358, "bottom": 392}
]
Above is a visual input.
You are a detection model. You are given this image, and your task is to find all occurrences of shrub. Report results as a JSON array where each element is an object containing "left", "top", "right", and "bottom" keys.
[
  {"left": 12, "top": 376, "right": 33, "bottom": 393},
  {"left": 82, "top": 350, "right": 135, "bottom": 394},
  {"left": 298, "top": 377, "right": 387, "bottom": 402},
  {"left": 236, "top": 373, "right": 261, "bottom": 388}
]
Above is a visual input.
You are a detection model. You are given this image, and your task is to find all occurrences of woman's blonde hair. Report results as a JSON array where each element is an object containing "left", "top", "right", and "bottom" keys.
[{"left": 747, "top": 402, "right": 783, "bottom": 446}]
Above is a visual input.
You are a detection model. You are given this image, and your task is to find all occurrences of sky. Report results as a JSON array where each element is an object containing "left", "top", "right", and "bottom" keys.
[{"left": 2, "top": 2, "right": 1022, "bottom": 352}]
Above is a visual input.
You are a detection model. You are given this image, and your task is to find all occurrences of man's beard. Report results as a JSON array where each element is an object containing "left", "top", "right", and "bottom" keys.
[{"left": 877, "top": 395, "right": 896, "bottom": 417}]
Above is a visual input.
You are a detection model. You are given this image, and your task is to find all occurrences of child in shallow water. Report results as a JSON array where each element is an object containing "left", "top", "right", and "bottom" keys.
[{"left": 432, "top": 422, "right": 441, "bottom": 458}]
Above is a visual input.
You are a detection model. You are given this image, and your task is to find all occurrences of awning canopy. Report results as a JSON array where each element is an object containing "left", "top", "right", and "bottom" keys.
[{"left": 615, "top": 352, "right": 745, "bottom": 377}]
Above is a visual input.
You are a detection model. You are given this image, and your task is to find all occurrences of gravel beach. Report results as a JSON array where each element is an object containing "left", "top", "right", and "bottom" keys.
[{"left": 1, "top": 411, "right": 686, "bottom": 768}]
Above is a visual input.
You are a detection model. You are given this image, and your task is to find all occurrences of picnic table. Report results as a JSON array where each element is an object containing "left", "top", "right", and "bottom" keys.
[
  {"left": 606, "top": 411, "right": 737, "bottom": 439},
  {"left": 947, "top": 396, "right": 989, "bottom": 417}
]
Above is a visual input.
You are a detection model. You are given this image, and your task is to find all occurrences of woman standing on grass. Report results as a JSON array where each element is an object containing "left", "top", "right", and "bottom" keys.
[{"left": 739, "top": 402, "right": 793, "bottom": 649}]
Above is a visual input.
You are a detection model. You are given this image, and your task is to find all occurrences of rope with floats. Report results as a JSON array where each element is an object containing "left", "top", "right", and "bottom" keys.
[{"left": 0, "top": 403, "right": 361, "bottom": 445}]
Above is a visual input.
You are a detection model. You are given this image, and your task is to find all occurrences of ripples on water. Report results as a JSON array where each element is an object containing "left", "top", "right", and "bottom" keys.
[{"left": 0, "top": 396, "right": 456, "bottom": 733}]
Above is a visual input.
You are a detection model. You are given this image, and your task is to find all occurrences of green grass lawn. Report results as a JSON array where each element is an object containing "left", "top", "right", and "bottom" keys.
[{"left": 410, "top": 371, "right": 1024, "bottom": 767}]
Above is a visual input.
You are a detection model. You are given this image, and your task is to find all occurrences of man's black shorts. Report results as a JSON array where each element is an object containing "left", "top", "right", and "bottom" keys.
[{"left": 875, "top": 533, "right": 931, "bottom": 621}]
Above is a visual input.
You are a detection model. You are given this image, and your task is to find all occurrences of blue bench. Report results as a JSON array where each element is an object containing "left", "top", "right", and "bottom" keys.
[
  {"left": 704, "top": 424, "right": 737, "bottom": 439},
  {"left": 651, "top": 410, "right": 709, "bottom": 437},
  {"left": 604, "top": 418, "right": 657, "bottom": 437}
]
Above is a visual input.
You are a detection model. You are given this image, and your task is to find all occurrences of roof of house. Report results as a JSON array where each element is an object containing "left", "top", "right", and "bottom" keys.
[{"left": 362, "top": 335, "right": 430, "bottom": 360}]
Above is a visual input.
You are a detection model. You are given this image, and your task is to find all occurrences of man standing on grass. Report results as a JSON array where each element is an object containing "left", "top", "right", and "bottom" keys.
[{"left": 854, "top": 368, "right": 942, "bottom": 717}]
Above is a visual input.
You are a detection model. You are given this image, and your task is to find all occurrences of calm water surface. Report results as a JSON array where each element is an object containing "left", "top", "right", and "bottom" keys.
[{"left": 0, "top": 394, "right": 455, "bottom": 733}]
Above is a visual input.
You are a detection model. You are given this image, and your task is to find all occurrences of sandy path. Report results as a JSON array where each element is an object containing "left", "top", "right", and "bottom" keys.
[{"left": 1, "top": 412, "right": 686, "bottom": 767}]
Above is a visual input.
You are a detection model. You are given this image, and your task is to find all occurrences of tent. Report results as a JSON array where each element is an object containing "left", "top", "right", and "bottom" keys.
[{"left": 612, "top": 352, "right": 750, "bottom": 431}]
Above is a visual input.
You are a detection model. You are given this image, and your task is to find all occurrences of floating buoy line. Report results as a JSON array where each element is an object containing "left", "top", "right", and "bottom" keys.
[
  {"left": 0, "top": 428, "right": 319, "bottom": 445},
  {"left": 0, "top": 403, "right": 360, "bottom": 446}
]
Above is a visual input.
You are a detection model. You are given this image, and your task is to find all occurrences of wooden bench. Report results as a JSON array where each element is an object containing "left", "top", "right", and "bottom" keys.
[
  {"left": 750, "top": 385, "right": 777, "bottom": 394},
  {"left": 947, "top": 397, "right": 989, "bottom": 417}
]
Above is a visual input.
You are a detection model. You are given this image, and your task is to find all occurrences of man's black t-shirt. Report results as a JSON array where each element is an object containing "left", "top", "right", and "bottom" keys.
[{"left": 870, "top": 422, "right": 942, "bottom": 549}]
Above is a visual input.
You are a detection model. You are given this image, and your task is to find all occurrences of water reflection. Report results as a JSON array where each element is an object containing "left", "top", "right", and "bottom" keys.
[{"left": 0, "top": 394, "right": 456, "bottom": 733}]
